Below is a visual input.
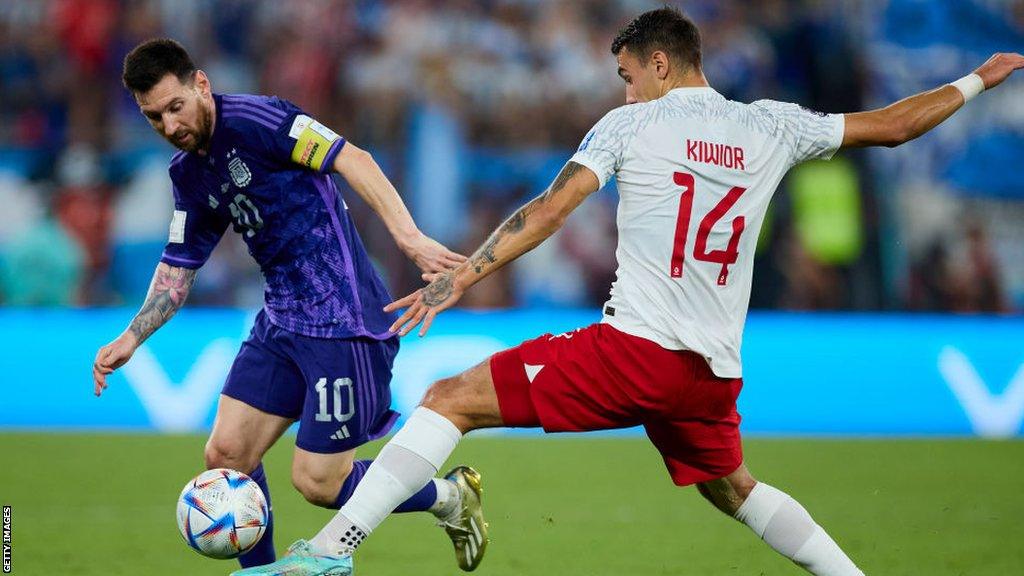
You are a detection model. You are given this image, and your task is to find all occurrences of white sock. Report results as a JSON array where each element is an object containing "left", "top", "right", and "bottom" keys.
[
  {"left": 735, "top": 482, "right": 865, "bottom": 576},
  {"left": 428, "top": 477, "right": 461, "bottom": 520},
  {"left": 310, "top": 407, "right": 463, "bottom": 555}
]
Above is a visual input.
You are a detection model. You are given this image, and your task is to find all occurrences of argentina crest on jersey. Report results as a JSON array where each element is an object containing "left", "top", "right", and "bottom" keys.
[{"left": 227, "top": 148, "right": 252, "bottom": 187}]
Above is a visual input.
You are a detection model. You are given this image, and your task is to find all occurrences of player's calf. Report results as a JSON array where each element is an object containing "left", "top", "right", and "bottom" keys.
[
  {"left": 206, "top": 441, "right": 279, "bottom": 567},
  {"left": 292, "top": 455, "right": 355, "bottom": 508},
  {"left": 701, "top": 465, "right": 865, "bottom": 576}
]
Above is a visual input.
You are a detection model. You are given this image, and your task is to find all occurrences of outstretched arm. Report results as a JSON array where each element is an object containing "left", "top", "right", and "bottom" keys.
[
  {"left": 843, "top": 52, "right": 1024, "bottom": 148},
  {"left": 386, "top": 161, "right": 601, "bottom": 336},
  {"left": 92, "top": 262, "right": 197, "bottom": 396},
  {"left": 332, "top": 142, "right": 465, "bottom": 273}
]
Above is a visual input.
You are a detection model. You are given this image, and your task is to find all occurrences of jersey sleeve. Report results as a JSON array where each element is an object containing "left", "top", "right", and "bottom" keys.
[
  {"left": 240, "top": 97, "right": 347, "bottom": 173},
  {"left": 569, "top": 106, "right": 637, "bottom": 188},
  {"left": 160, "top": 181, "right": 228, "bottom": 270},
  {"left": 753, "top": 100, "right": 845, "bottom": 165}
]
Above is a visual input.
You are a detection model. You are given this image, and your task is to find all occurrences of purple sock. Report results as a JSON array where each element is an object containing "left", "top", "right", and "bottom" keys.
[
  {"left": 238, "top": 463, "right": 276, "bottom": 567},
  {"left": 333, "top": 459, "right": 438, "bottom": 513}
]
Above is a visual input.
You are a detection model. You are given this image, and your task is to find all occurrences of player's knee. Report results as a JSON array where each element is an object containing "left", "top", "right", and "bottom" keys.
[
  {"left": 730, "top": 471, "right": 757, "bottom": 502},
  {"left": 421, "top": 375, "right": 477, "bottom": 433},
  {"left": 698, "top": 467, "right": 757, "bottom": 516},
  {"left": 204, "top": 437, "right": 259, "bottom": 473},
  {"left": 291, "top": 459, "right": 352, "bottom": 508},
  {"left": 421, "top": 376, "right": 462, "bottom": 417}
]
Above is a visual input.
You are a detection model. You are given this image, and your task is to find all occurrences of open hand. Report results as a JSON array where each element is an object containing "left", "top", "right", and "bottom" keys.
[
  {"left": 402, "top": 233, "right": 466, "bottom": 275},
  {"left": 973, "top": 52, "right": 1024, "bottom": 90},
  {"left": 93, "top": 332, "right": 138, "bottom": 397},
  {"left": 384, "top": 271, "right": 463, "bottom": 337}
]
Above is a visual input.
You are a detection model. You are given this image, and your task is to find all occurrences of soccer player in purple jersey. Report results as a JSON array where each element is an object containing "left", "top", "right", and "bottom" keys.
[{"left": 91, "top": 39, "right": 488, "bottom": 571}]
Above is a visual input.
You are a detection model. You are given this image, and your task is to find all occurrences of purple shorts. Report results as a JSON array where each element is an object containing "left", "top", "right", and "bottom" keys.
[{"left": 222, "top": 310, "right": 400, "bottom": 454}]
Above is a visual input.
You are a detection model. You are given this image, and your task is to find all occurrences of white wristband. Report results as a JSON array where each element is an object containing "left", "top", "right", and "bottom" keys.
[{"left": 950, "top": 73, "right": 985, "bottom": 102}]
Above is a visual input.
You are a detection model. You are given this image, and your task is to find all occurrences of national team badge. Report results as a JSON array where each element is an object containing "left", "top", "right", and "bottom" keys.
[{"left": 228, "top": 155, "right": 252, "bottom": 188}]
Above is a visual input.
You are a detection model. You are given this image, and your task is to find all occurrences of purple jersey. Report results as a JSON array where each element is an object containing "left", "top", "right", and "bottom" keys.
[{"left": 161, "top": 93, "right": 396, "bottom": 339}]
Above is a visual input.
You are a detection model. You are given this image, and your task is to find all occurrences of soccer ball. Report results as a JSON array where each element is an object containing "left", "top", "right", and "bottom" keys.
[{"left": 176, "top": 468, "right": 269, "bottom": 559}]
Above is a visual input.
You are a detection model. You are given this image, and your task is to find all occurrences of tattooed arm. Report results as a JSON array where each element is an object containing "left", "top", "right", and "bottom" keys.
[
  {"left": 92, "top": 263, "right": 198, "bottom": 396},
  {"left": 386, "top": 161, "right": 601, "bottom": 336},
  {"left": 127, "top": 263, "right": 198, "bottom": 343}
]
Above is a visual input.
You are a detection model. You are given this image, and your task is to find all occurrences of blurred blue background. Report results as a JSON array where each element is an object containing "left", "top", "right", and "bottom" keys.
[
  {"left": 1, "top": 0, "right": 1022, "bottom": 435},
  {"left": 2, "top": 309, "right": 1023, "bottom": 436}
]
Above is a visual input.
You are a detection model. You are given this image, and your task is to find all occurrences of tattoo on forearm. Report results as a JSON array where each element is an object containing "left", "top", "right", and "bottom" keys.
[
  {"left": 128, "top": 265, "right": 197, "bottom": 343},
  {"left": 423, "top": 272, "right": 455, "bottom": 307},
  {"left": 472, "top": 204, "right": 529, "bottom": 272},
  {"left": 468, "top": 161, "right": 583, "bottom": 274}
]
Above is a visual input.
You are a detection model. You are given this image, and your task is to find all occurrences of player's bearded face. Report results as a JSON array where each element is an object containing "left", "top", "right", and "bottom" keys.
[{"left": 137, "top": 72, "right": 214, "bottom": 153}]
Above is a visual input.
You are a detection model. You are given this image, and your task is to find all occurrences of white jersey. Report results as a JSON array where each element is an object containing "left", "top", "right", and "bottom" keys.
[{"left": 570, "top": 87, "right": 844, "bottom": 378}]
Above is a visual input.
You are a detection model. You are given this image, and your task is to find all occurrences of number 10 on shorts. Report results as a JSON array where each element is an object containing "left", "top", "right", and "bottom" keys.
[{"left": 314, "top": 377, "right": 355, "bottom": 423}]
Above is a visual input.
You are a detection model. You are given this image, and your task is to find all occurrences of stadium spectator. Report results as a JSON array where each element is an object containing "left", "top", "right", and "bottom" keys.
[{"left": 0, "top": 0, "right": 1021, "bottom": 313}]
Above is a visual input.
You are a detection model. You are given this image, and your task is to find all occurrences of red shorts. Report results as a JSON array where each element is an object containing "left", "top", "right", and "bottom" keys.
[{"left": 490, "top": 323, "right": 743, "bottom": 486}]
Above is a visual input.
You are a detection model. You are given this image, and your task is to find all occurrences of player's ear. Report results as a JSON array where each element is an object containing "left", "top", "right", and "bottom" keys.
[
  {"left": 193, "top": 70, "right": 211, "bottom": 98},
  {"left": 651, "top": 50, "right": 671, "bottom": 80}
]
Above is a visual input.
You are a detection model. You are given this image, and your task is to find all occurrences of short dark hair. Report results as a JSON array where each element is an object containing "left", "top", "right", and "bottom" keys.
[
  {"left": 122, "top": 38, "right": 196, "bottom": 94},
  {"left": 611, "top": 6, "right": 702, "bottom": 71}
]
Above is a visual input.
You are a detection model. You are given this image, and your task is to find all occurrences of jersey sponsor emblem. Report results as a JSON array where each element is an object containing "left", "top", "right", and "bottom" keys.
[
  {"left": 169, "top": 210, "right": 186, "bottom": 244},
  {"left": 228, "top": 156, "right": 252, "bottom": 187}
]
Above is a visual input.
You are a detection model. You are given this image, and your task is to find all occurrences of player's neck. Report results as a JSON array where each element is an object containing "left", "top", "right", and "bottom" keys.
[
  {"left": 660, "top": 70, "right": 711, "bottom": 98},
  {"left": 198, "top": 96, "right": 218, "bottom": 156}
]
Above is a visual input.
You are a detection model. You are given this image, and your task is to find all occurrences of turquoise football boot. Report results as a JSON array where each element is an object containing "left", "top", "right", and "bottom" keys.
[{"left": 229, "top": 540, "right": 352, "bottom": 576}]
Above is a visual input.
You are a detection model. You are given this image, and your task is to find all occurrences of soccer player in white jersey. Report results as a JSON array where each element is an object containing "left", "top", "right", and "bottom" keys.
[{"left": 235, "top": 7, "right": 1024, "bottom": 576}]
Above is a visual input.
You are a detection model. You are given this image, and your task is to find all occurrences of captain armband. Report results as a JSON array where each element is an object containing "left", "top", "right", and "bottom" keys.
[{"left": 288, "top": 114, "right": 342, "bottom": 171}]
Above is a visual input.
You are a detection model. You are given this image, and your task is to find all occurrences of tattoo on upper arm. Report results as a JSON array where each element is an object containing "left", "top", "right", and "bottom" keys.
[
  {"left": 128, "top": 265, "right": 198, "bottom": 343},
  {"left": 547, "top": 161, "right": 583, "bottom": 199},
  {"left": 468, "top": 161, "right": 584, "bottom": 274}
]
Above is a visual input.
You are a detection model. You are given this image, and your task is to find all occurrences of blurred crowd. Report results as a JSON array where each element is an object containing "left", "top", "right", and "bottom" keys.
[{"left": 0, "top": 0, "right": 1021, "bottom": 312}]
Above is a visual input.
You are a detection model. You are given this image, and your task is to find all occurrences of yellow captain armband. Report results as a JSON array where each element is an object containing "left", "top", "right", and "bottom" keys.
[{"left": 288, "top": 114, "right": 342, "bottom": 171}]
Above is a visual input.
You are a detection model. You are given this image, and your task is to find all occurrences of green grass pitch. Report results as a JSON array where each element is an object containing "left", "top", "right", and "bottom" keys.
[{"left": 2, "top": 433, "right": 1022, "bottom": 575}]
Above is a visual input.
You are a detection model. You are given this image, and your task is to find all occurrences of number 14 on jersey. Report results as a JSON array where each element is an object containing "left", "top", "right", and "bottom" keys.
[{"left": 670, "top": 172, "right": 747, "bottom": 286}]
